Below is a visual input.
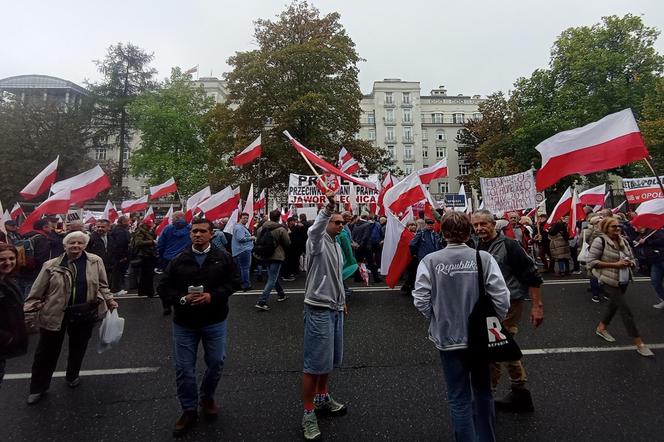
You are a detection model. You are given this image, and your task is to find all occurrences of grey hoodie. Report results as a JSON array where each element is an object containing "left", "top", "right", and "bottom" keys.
[{"left": 303, "top": 209, "right": 345, "bottom": 311}]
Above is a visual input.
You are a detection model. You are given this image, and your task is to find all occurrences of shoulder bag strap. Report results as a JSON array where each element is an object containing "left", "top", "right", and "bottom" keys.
[{"left": 476, "top": 249, "right": 487, "bottom": 299}]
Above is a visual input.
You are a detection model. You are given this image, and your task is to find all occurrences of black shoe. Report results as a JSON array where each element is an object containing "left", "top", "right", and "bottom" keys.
[
  {"left": 277, "top": 294, "right": 288, "bottom": 302},
  {"left": 173, "top": 410, "right": 198, "bottom": 437},
  {"left": 163, "top": 307, "right": 172, "bottom": 316},
  {"left": 67, "top": 377, "right": 80, "bottom": 388},
  {"left": 199, "top": 398, "right": 219, "bottom": 421},
  {"left": 495, "top": 388, "right": 534, "bottom": 413},
  {"left": 254, "top": 302, "right": 270, "bottom": 311}
]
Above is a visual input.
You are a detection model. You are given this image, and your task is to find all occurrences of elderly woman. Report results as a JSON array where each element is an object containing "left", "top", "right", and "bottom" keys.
[
  {"left": 587, "top": 217, "right": 653, "bottom": 357},
  {"left": 24, "top": 231, "right": 118, "bottom": 404},
  {"left": 0, "top": 243, "right": 27, "bottom": 385}
]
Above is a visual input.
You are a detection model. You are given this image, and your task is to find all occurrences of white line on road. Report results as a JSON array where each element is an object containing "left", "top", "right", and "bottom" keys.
[
  {"left": 4, "top": 367, "right": 160, "bottom": 380},
  {"left": 523, "top": 343, "right": 664, "bottom": 355}
]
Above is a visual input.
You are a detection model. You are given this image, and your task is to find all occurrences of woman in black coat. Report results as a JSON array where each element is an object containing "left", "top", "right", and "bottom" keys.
[{"left": 0, "top": 243, "right": 27, "bottom": 385}]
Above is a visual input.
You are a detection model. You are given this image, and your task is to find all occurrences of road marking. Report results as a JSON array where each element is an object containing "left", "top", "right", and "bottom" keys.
[
  {"left": 523, "top": 343, "right": 664, "bottom": 355},
  {"left": 4, "top": 367, "right": 159, "bottom": 380}
]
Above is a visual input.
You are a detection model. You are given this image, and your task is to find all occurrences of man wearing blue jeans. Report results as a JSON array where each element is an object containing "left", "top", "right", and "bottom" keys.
[
  {"left": 254, "top": 210, "right": 291, "bottom": 311},
  {"left": 232, "top": 212, "right": 254, "bottom": 290},
  {"left": 158, "top": 218, "right": 241, "bottom": 438}
]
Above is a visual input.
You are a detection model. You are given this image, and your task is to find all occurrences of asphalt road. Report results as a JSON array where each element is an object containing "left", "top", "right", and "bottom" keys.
[{"left": 1, "top": 275, "right": 663, "bottom": 442}]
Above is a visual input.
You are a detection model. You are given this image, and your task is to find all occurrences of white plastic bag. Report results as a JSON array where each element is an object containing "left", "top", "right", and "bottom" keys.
[{"left": 97, "top": 310, "right": 125, "bottom": 354}]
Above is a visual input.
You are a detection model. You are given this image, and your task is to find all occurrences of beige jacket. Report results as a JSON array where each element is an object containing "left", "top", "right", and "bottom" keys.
[
  {"left": 24, "top": 253, "right": 114, "bottom": 331},
  {"left": 587, "top": 234, "right": 635, "bottom": 288}
]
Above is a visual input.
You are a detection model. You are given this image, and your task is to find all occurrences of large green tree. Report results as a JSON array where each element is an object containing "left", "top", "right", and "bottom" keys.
[
  {"left": 219, "top": 1, "right": 391, "bottom": 191},
  {"left": 87, "top": 43, "right": 157, "bottom": 197},
  {"left": 129, "top": 68, "right": 215, "bottom": 196}
]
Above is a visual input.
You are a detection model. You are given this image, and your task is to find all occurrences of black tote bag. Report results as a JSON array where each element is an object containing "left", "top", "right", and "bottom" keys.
[{"left": 467, "top": 249, "right": 522, "bottom": 365}]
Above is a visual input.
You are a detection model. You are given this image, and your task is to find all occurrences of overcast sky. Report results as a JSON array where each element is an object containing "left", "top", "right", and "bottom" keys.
[{"left": 1, "top": 0, "right": 662, "bottom": 97}]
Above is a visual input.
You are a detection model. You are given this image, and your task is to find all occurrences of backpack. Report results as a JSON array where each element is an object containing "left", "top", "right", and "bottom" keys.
[
  {"left": 14, "top": 234, "right": 43, "bottom": 269},
  {"left": 254, "top": 226, "right": 281, "bottom": 260}
]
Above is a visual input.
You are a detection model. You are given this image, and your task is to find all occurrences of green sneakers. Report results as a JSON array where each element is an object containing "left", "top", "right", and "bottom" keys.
[
  {"left": 315, "top": 396, "right": 347, "bottom": 416},
  {"left": 302, "top": 412, "right": 321, "bottom": 441}
]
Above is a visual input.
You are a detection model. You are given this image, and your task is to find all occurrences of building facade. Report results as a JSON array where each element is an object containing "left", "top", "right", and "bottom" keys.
[{"left": 359, "top": 79, "right": 482, "bottom": 200}]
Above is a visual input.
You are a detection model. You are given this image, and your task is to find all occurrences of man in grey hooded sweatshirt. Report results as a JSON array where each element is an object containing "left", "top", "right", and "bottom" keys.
[{"left": 300, "top": 191, "right": 347, "bottom": 441}]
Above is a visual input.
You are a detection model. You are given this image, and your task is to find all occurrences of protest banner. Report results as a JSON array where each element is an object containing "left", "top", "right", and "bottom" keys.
[
  {"left": 288, "top": 174, "right": 380, "bottom": 205},
  {"left": 622, "top": 176, "right": 664, "bottom": 204},
  {"left": 480, "top": 170, "right": 537, "bottom": 213}
]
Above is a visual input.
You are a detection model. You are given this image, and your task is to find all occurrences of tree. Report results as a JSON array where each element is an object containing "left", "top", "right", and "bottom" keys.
[
  {"left": 87, "top": 43, "right": 157, "bottom": 197},
  {"left": 640, "top": 77, "right": 664, "bottom": 170},
  {"left": 0, "top": 100, "right": 94, "bottom": 206},
  {"left": 129, "top": 68, "right": 215, "bottom": 196},
  {"left": 219, "top": 1, "right": 391, "bottom": 191}
]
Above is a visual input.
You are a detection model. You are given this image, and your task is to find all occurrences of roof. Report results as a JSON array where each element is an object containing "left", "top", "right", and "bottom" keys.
[{"left": 0, "top": 74, "right": 88, "bottom": 95}]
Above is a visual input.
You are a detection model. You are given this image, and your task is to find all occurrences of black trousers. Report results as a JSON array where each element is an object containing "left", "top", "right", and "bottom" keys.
[
  {"left": 137, "top": 256, "right": 156, "bottom": 297},
  {"left": 30, "top": 321, "right": 94, "bottom": 393},
  {"left": 110, "top": 260, "right": 129, "bottom": 293}
]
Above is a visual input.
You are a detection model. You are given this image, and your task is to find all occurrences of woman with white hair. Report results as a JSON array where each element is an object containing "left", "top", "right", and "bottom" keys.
[{"left": 23, "top": 231, "right": 118, "bottom": 405}]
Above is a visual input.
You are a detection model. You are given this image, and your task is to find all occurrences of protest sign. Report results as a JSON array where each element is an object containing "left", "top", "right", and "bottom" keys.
[
  {"left": 288, "top": 174, "right": 380, "bottom": 205},
  {"left": 480, "top": 170, "right": 537, "bottom": 213},
  {"left": 622, "top": 176, "right": 664, "bottom": 204}
]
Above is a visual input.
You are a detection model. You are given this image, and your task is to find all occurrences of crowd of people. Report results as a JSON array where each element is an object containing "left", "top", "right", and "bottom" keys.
[{"left": 0, "top": 197, "right": 662, "bottom": 441}]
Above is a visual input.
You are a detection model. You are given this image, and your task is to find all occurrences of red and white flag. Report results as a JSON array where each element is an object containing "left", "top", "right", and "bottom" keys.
[
  {"left": 578, "top": 183, "right": 606, "bottom": 206},
  {"left": 568, "top": 188, "right": 584, "bottom": 238},
  {"left": 103, "top": 200, "right": 118, "bottom": 224},
  {"left": 376, "top": 173, "right": 398, "bottom": 216},
  {"left": 631, "top": 198, "right": 664, "bottom": 230},
  {"left": 156, "top": 205, "right": 173, "bottom": 237},
  {"left": 242, "top": 184, "right": 255, "bottom": 232},
  {"left": 185, "top": 186, "right": 211, "bottom": 222},
  {"left": 284, "top": 131, "right": 377, "bottom": 190},
  {"left": 612, "top": 200, "right": 627, "bottom": 214},
  {"left": 121, "top": 195, "right": 149, "bottom": 213},
  {"left": 51, "top": 165, "right": 111, "bottom": 205},
  {"left": 384, "top": 171, "right": 426, "bottom": 215},
  {"left": 198, "top": 186, "right": 240, "bottom": 221},
  {"left": 546, "top": 188, "right": 574, "bottom": 226},
  {"left": 143, "top": 206, "right": 155, "bottom": 224},
  {"left": 418, "top": 158, "right": 448, "bottom": 185},
  {"left": 338, "top": 147, "right": 360, "bottom": 175},
  {"left": 233, "top": 135, "right": 262, "bottom": 167},
  {"left": 381, "top": 205, "right": 415, "bottom": 288},
  {"left": 255, "top": 188, "right": 266, "bottom": 211},
  {"left": 536, "top": 109, "right": 649, "bottom": 190},
  {"left": 20, "top": 156, "right": 59, "bottom": 200},
  {"left": 149, "top": 177, "right": 178, "bottom": 200},
  {"left": 19, "top": 189, "right": 71, "bottom": 234},
  {"left": 10, "top": 203, "right": 24, "bottom": 220},
  {"left": 184, "top": 65, "right": 198, "bottom": 75}
]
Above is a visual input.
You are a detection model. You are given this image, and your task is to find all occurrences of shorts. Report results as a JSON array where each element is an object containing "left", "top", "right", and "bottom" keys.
[{"left": 303, "top": 305, "right": 344, "bottom": 375}]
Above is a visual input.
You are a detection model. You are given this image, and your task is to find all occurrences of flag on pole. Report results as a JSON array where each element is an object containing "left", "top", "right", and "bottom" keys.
[
  {"left": 377, "top": 173, "right": 398, "bottom": 216},
  {"left": 338, "top": 147, "right": 360, "bottom": 175},
  {"left": 10, "top": 203, "right": 24, "bottom": 220},
  {"left": 578, "top": 183, "right": 606, "bottom": 206},
  {"left": 149, "top": 177, "right": 178, "bottom": 200},
  {"left": 384, "top": 171, "right": 426, "bottom": 215},
  {"left": 381, "top": 204, "right": 415, "bottom": 288},
  {"left": 156, "top": 205, "right": 173, "bottom": 237},
  {"left": 185, "top": 186, "right": 212, "bottom": 222},
  {"left": 546, "top": 188, "right": 574, "bottom": 226},
  {"left": 103, "top": 200, "right": 118, "bottom": 224},
  {"left": 631, "top": 199, "right": 664, "bottom": 230},
  {"left": 121, "top": 195, "right": 149, "bottom": 213},
  {"left": 198, "top": 186, "right": 240, "bottom": 221},
  {"left": 568, "top": 188, "right": 584, "bottom": 238},
  {"left": 612, "top": 200, "right": 627, "bottom": 214},
  {"left": 418, "top": 158, "right": 448, "bottom": 185},
  {"left": 233, "top": 135, "right": 262, "bottom": 167},
  {"left": 51, "top": 165, "right": 111, "bottom": 205},
  {"left": 20, "top": 156, "right": 59, "bottom": 200},
  {"left": 535, "top": 109, "right": 649, "bottom": 190},
  {"left": 19, "top": 189, "right": 71, "bottom": 234},
  {"left": 255, "top": 189, "right": 266, "bottom": 211}
]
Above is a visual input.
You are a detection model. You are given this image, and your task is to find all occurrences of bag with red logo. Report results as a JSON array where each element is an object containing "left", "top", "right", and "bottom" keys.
[{"left": 467, "top": 249, "right": 522, "bottom": 365}]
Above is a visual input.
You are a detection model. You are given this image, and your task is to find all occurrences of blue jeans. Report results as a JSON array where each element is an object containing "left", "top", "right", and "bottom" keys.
[
  {"left": 556, "top": 259, "right": 569, "bottom": 274},
  {"left": 589, "top": 276, "right": 601, "bottom": 297},
  {"left": 439, "top": 350, "right": 496, "bottom": 442},
  {"left": 259, "top": 261, "right": 285, "bottom": 303},
  {"left": 650, "top": 261, "right": 664, "bottom": 301},
  {"left": 172, "top": 321, "right": 227, "bottom": 411},
  {"left": 234, "top": 250, "right": 252, "bottom": 289}
]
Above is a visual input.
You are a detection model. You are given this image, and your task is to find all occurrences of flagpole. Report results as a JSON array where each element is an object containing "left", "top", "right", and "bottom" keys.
[
  {"left": 298, "top": 151, "right": 330, "bottom": 192},
  {"left": 643, "top": 157, "right": 664, "bottom": 195}
]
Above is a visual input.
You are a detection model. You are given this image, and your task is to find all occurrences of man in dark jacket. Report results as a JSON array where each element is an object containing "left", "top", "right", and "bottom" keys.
[
  {"left": 86, "top": 219, "right": 115, "bottom": 280},
  {"left": 284, "top": 216, "right": 307, "bottom": 280},
  {"left": 158, "top": 218, "right": 241, "bottom": 438},
  {"left": 17, "top": 219, "right": 52, "bottom": 298},
  {"left": 409, "top": 218, "right": 441, "bottom": 260},
  {"left": 352, "top": 214, "right": 381, "bottom": 283},
  {"left": 472, "top": 209, "right": 544, "bottom": 413},
  {"left": 109, "top": 216, "right": 131, "bottom": 294}
]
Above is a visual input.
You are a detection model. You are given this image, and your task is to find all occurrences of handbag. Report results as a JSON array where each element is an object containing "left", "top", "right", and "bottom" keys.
[
  {"left": 467, "top": 249, "right": 523, "bottom": 365},
  {"left": 64, "top": 299, "right": 102, "bottom": 326},
  {"left": 577, "top": 230, "right": 590, "bottom": 263}
]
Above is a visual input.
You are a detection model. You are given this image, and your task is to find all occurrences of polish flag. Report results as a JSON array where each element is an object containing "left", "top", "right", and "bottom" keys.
[
  {"left": 143, "top": 206, "right": 155, "bottom": 224},
  {"left": 255, "top": 188, "right": 266, "bottom": 211},
  {"left": 631, "top": 198, "right": 664, "bottom": 230},
  {"left": 377, "top": 173, "right": 398, "bottom": 216},
  {"left": 385, "top": 172, "right": 426, "bottom": 215},
  {"left": 568, "top": 188, "right": 584, "bottom": 238},
  {"left": 223, "top": 201, "right": 242, "bottom": 235},
  {"left": 284, "top": 131, "right": 377, "bottom": 189},
  {"left": 0, "top": 210, "right": 10, "bottom": 234},
  {"left": 121, "top": 195, "right": 149, "bottom": 213},
  {"left": 612, "top": 200, "right": 627, "bottom": 214},
  {"left": 593, "top": 192, "right": 610, "bottom": 212},
  {"left": 418, "top": 158, "right": 448, "bottom": 185},
  {"left": 185, "top": 186, "right": 211, "bottom": 222},
  {"left": 535, "top": 109, "right": 649, "bottom": 190},
  {"left": 546, "top": 188, "right": 573, "bottom": 226},
  {"left": 10, "top": 203, "right": 24, "bottom": 220},
  {"left": 156, "top": 204, "right": 173, "bottom": 237},
  {"left": 242, "top": 184, "right": 255, "bottom": 232},
  {"left": 149, "top": 177, "right": 178, "bottom": 200},
  {"left": 233, "top": 135, "right": 262, "bottom": 167},
  {"left": 381, "top": 205, "right": 415, "bottom": 288},
  {"left": 579, "top": 183, "right": 606, "bottom": 206},
  {"left": 19, "top": 189, "right": 71, "bottom": 234},
  {"left": 51, "top": 165, "right": 112, "bottom": 205},
  {"left": 103, "top": 200, "right": 118, "bottom": 224},
  {"left": 198, "top": 186, "right": 240, "bottom": 221},
  {"left": 338, "top": 147, "right": 360, "bottom": 175},
  {"left": 20, "top": 157, "right": 59, "bottom": 200},
  {"left": 526, "top": 199, "right": 547, "bottom": 218}
]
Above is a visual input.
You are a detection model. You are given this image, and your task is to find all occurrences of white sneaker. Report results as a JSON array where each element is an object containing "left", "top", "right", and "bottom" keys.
[
  {"left": 637, "top": 345, "right": 655, "bottom": 357},
  {"left": 117, "top": 290, "right": 128, "bottom": 296},
  {"left": 653, "top": 301, "right": 664, "bottom": 309}
]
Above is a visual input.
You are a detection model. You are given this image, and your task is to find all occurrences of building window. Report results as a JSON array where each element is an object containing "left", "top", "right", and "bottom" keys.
[
  {"left": 368, "top": 112, "right": 375, "bottom": 124},
  {"left": 438, "top": 182, "right": 449, "bottom": 193},
  {"left": 432, "top": 113, "right": 443, "bottom": 124},
  {"left": 436, "top": 130, "right": 446, "bottom": 141},
  {"left": 386, "top": 127, "right": 395, "bottom": 141},
  {"left": 404, "top": 165, "right": 413, "bottom": 175},
  {"left": 459, "top": 164, "right": 470, "bottom": 175},
  {"left": 402, "top": 92, "right": 410, "bottom": 104},
  {"left": 122, "top": 149, "right": 130, "bottom": 161},
  {"left": 386, "top": 108, "right": 394, "bottom": 122},
  {"left": 95, "top": 147, "right": 107, "bottom": 161},
  {"left": 404, "top": 145, "right": 412, "bottom": 160},
  {"left": 403, "top": 108, "right": 411, "bottom": 122},
  {"left": 436, "top": 146, "right": 446, "bottom": 158},
  {"left": 387, "top": 145, "right": 395, "bottom": 159},
  {"left": 422, "top": 130, "right": 428, "bottom": 140},
  {"left": 403, "top": 126, "right": 412, "bottom": 142},
  {"left": 473, "top": 112, "right": 482, "bottom": 120},
  {"left": 385, "top": 92, "right": 393, "bottom": 104},
  {"left": 422, "top": 146, "right": 428, "bottom": 158},
  {"left": 453, "top": 113, "right": 465, "bottom": 124},
  {"left": 368, "top": 128, "right": 376, "bottom": 140}
]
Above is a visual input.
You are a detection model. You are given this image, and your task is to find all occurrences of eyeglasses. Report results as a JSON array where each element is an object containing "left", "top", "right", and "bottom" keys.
[
  {"left": 425, "top": 221, "right": 435, "bottom": 225},
  {"left": 191, "top": 228, "right": 210, "bottom": 234},
  {"left": 608, "top": 225, "right": 621, "bottom": 229},
  {"left": 330, "top": 220, "right": 345, "bottom": 225}
]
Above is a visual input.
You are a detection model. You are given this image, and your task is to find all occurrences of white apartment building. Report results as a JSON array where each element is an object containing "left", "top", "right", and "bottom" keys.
[{"left": 359, "top": 79, "right": 483, "bottom": 200}]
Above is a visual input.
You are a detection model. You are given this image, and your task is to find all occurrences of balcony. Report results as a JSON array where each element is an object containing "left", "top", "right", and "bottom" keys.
[
  {"left": 385, "top": 137, "right": 396, "bottom": 143},
  {"left": 383, "top": 101, "right": 396, "bottom": 108},
  {"left": 400, "top": 101, "right": 413, "bottom": 108},
  {"left": 421, "top": 115, "right": 465, "bottom": 126},
  {"left": 403, "top": 137, "right": 414, "bottom": 143},
  {"left": 383, "top": 117, "right": 396, "bottom": 125},
  {"left": 360, "top": 117, "right": 376, "bottom": 126},
  {"left": 401, "top": 118, "right": 414, "bottom": 126}
]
